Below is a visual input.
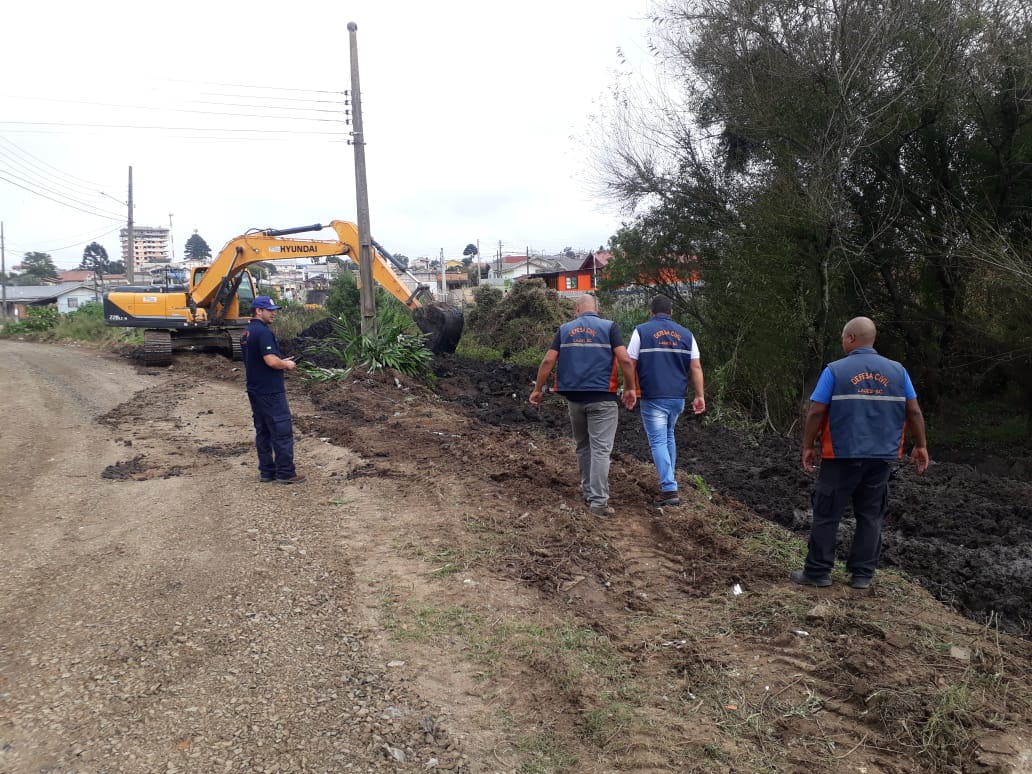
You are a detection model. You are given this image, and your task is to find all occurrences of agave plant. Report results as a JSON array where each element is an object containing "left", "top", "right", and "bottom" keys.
[{"left": 302, "top": 307, "right": 433, "bottom": 381}]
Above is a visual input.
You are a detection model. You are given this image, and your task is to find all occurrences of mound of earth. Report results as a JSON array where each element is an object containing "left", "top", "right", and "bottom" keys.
[
  {"left": 95, "top": 343, "right": 1032, "bottom": 771},
  {"left": 422, "top": 353, "right": 1032, "bottom": 637}
]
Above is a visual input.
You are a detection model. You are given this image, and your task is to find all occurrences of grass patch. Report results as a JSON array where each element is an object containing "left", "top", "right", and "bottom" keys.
[
  {"left": 743, "top": 531, "right": 805, "bottom": 570},
  {"left": 686, "top": 473, "right": 712, "bottom": 499},
  {"left": 0, "top": 301, "right": 142, "bottom": 348},
  {"left": 271, "top": 304, "right": 330, "bottom": 340},
  {"left": 514, "top": 730, "right": 580, "bottom": 773},
  {"left": 455, "top": 340, "right": 502, "bottom": 361}
]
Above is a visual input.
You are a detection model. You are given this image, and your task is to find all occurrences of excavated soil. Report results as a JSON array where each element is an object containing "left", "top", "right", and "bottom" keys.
[
  {"left": 4, "top": 339, "right": 1031, "bottom": 773},
  {"left": 421, "top": 353, "right": 1032, "bottom": 637}
]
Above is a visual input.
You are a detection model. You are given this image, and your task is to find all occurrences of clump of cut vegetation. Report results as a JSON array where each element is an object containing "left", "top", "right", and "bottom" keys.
[{"left": 462, "top": 279, "right": 575, "bottom": 364}]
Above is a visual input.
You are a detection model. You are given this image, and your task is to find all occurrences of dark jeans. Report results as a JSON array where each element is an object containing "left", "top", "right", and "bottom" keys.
[
  {"left": 805, "top": 459, "right": 891, "bottom": 580},
  {"left": 247, "top": 391, "right": 296, "bottom": 480}
]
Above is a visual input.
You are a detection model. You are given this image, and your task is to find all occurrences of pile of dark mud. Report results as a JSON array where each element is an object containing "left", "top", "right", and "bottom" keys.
[
  {"left": 278, "top": 327, "right": 1032, "bottom": 635},
  {"left": 425, "top": 353, "right": 1032, "bottom": 636}
]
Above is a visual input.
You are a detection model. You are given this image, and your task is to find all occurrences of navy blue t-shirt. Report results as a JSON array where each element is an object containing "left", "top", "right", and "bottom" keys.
[{"left": 241, "top": 319, "right": 285, "bottom": 394}]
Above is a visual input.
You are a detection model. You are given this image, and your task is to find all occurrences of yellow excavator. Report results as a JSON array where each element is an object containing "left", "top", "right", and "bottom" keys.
[{"left": 103, "top": 220, "right": 464, "bottom": 366}]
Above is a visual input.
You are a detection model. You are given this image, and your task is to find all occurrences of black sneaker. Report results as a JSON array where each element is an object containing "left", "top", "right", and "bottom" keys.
[
  {"left": 849, "top": 576, "right": 873, "bottom": 589},
  {"left": 260, "top": 476, "right": 275, "bottom": 484},
  {"left": 654, "top": 492, "right": 681, "bottom": 506},
  {"left": 276, "top": 475, "right": 307, "bottom": 485},
  {"left": 789, "top": 570, "right": 832, "bottom": 587}
]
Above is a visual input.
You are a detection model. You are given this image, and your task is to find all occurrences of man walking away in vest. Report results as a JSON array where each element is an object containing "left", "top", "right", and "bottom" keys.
[
  {"left": 791, "top": 316, "right": 929, "bottom": 589},
  {"left": 240, "top": 296, "right": 306, "bottom": 485},
  {"left": 529, "top": 295, "right": 637, "bottom": 517},
  {"left": 627, "top": 295, "right": 705, "bottom": 506}
]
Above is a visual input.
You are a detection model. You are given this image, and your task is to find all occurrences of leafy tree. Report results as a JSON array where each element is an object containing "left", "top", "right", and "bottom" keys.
[
  {"left": 594, "top": 0, "right": 1032, "bottom": 430},
  {"left": 79, "top": 242, "right": 111, "bottom": 277},
  {"left": 325, "top": 267, "right": 409, "bottom": 329},
  {"left": 250, "top": 262, "right": 271, "bottom": 283},
  {"left": 392, "top": 253, "right": 410, "bottom": 269},
  {"left": 183, "top": 232, "right": 212, "bottom": 262},
  {"left": 18, "top": 252, "right": 59, "bottom": 281}
]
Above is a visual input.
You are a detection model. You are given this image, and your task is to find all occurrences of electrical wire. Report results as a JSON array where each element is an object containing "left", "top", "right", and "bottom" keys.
[
  {"left": 160, "top": 77, "right": 345, "bottom": 94},
  {"left": 0, "top": 160, "right": 125, "bottom": 219},
  {"left": 0, "top": 172, "right": 124, "bottom": 220},
  {"left": 0, "top": 121, "right": 348, "bottom": 136},
  {"left": 0, "top": 137, "right": 120, "bottom": 197},
  {"left": 2, "top": 94, "right": 348, "bottom": 124},
  {"left": 5, "top": 224, "right": 123, "bottom": 256}
]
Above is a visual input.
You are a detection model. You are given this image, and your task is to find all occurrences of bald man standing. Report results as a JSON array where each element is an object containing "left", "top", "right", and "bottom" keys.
[
  {"left": 530, "top": 294, "right": 637, "bottom": 517},
  {"left": 792, "top": 316, "right": 929, "bottom": 589}
]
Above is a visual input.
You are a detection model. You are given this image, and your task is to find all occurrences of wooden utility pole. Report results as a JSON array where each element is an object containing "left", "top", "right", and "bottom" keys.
[
  {"left": 348, "top": 22, "right": 376, "bottom": 337},
  {"left": 439, "top": 248, "right": 446, "bottom": 300},
  {"left": 1, "top": 221, "right": 7, "bottom": 321},
  {"left": 126, "top": 166, "right": 135, "bottom": 284}
]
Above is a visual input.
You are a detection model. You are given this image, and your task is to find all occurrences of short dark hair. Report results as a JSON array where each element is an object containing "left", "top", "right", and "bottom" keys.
[{"left": 650, "top": 295, "right": 673, "bottom": 314}]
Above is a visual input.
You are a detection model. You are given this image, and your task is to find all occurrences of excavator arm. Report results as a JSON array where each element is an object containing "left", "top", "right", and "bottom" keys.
[
  {"left": 191, "top": 220, "right": 462, "bottom": 353},
  {"left": 190, "top": 220, "right": 434, "bottom": 311}
]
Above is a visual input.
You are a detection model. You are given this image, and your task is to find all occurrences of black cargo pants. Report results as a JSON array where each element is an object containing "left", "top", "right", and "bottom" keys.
[{"left": 804, "top": 459, "right": 891, "bottom": 581}]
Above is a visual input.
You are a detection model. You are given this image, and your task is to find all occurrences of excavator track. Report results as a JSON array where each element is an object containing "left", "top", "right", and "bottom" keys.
[
  {"left": 230, "top": 333, "right": 243, "bottom": 361},
  {"left": 143, "top": 330, "right": 173, "bottom": 367}
]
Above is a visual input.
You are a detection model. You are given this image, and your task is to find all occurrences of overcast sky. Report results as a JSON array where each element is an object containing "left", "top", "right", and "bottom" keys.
[{"left": 1, "top": 1, "right": 656, "bottom": 271}]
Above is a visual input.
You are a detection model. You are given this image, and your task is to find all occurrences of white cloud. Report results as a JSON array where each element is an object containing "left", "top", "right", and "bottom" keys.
[{"left": 1, "top": 0, "right": 654, "bottom": 270}]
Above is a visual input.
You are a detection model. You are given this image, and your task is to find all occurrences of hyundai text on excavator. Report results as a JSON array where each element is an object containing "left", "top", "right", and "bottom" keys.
[{"left": 103, "top": 220, "right": 464, "bottom": 366}]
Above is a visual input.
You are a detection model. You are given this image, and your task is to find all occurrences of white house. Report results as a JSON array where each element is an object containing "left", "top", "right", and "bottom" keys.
[{"left": 0, "top": 283, "right": 99, "bottom": 320}]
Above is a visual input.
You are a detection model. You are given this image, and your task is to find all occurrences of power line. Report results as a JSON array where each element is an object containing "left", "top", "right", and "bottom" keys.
[
  {"left": 0, "top": 121, "right": 348, "bottom": 137},
  {"left": 6, "top": 224, "right": 123, "bottom": 256},
  {"left": 0, "top": 137, "right": 119, "bottom": 196},
  {"left": 160, "top": 77, "right": 345, "bottom": 95},
  {"left": 2, "top": 93, "right": 348, "bottom": 124},
  {"left": 0, "top": 162, "right": 125, "bottom": 219},
  {"left": 0, "top": 172, "right": 124, "bottom": 220},
  {"left": 0, "top": 154, "right": 124, "bottom": 216}
]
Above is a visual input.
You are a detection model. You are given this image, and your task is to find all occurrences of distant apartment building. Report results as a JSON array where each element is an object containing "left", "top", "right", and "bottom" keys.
[{"left": 120, "top": 226, "right": 171, "bottom": 274}]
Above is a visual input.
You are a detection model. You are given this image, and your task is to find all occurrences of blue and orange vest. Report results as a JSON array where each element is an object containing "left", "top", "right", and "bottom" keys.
[
  {"left": 634, "top": 313, "right": 694, "bottom": 398},
  {"left": 820, "top": 348, "right": 908, "bottom": 460},
  {"left": 554, "top": 312, "right": 619, "bottom": 393}
]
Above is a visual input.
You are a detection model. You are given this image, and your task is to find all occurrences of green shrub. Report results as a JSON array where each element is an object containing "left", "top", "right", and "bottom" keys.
[
  {"left": 270, "top": 304, "right": 330, "bottom": 340},
  {"left": 325, "top": 270, "right": 413, "bottom": 330},
  {"left": 455, "top": 339, "right": 503, "bottom": 362},
  {"left": 464, "top": 279, "right": 574, "bottom": 357},
  {"left": 301, "top": 306, "right": 433, "bottom": 381},
  {"left": 0, "top": 305, "right": 60, "bottom": 336}
]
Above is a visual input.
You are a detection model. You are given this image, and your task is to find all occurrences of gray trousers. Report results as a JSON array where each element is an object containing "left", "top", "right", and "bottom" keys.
[{"left": 568, "top": 400, "right": 619, "bottom": 508}]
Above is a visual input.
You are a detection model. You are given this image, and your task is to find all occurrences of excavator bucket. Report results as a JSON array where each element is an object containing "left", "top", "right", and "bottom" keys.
[{"left": 412, "top": 303, "right": 464, "bottom": 354}]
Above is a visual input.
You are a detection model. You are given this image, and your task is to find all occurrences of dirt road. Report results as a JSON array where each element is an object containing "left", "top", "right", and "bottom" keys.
[
  {"left": 0, "top": 341, "right": 476, "bottom": 772},
  {"left": 2, "top": 340, "right": 1030, "bottom": 773}
]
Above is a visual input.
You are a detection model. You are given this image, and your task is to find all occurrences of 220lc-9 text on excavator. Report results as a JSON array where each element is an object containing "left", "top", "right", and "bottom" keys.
[{"left": 103, "top": 220, "right": 464, "bottom": 366}]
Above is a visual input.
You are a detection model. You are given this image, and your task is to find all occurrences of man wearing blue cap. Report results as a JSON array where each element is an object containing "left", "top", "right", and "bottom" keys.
[{"left": 240, "top": 296, "right": 305, "bottom": 484}]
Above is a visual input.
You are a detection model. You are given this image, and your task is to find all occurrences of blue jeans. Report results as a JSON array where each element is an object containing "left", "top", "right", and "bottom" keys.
[
  {"left": 568, "top": 400, "right": 619, "bottom": 508},
  {"left": 247, "top": 391, "right": 297, "bottom": 480},
  {"left": 640, "top": 398, "right": 685, "bottom": 493}
]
